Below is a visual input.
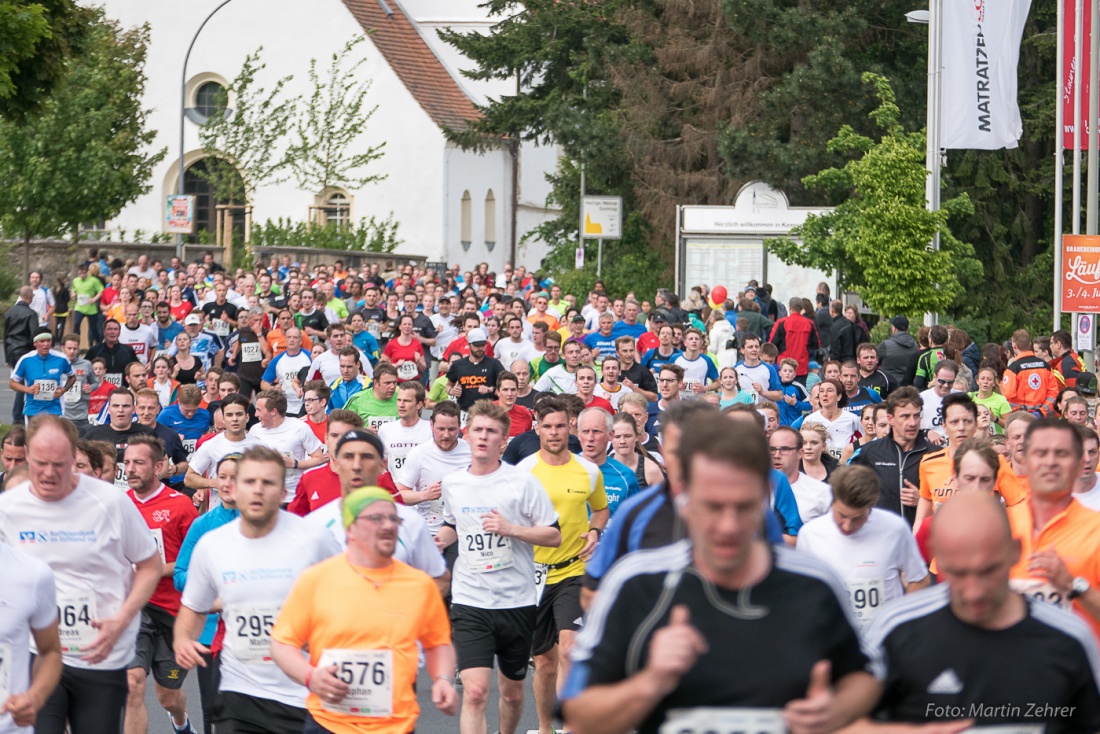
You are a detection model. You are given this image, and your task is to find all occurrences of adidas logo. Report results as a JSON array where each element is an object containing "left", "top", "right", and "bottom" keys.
[{"left": 927, "top": 669, "right": 963, "bottom": 695}]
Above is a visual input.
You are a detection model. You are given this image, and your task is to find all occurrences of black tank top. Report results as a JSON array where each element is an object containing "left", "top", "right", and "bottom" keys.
[{"left": 174, "top": 358, "right": 200, "bottom": 385}]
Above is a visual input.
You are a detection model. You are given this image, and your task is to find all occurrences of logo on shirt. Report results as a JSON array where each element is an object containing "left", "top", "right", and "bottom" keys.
[
  {"left": 927, "top": 669, "right": 964, "bottom": 695},
  {"left": 18, "top": 530, "right": 46, "bottom": 544},
  {"left": 1027, "top": 373, "right": 1042, "bottom": 390},
  {"left": 19, "top": 529, "right": 95, "bottom": 543},
  {"left": 152, "top": 509, "right": 172, "bottom": 524}
]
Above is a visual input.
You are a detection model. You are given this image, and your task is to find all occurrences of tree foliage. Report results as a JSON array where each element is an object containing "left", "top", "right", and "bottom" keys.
[
  {"left": 250, "top": 215, "right": 401, "bottom": 253},
  {"left": 767, "top": 74, "right": 983, "bottom": 316},
  {"left": 197, "top": 47, "right": 296, "bottom": 204},
  {"left": 287, "top": 36, "right": 386, "bottom": 194},
  {"left": 0, "top": 0, "right": 92, "bottom": 119}
]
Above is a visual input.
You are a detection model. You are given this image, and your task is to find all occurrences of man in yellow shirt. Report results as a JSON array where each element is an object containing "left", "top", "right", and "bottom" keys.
[
  {"left": 270, "top": 487, "right": 458, "bottom": 734},
  {"left": 517, "top": 397, "right": 609, "bottom": 734}
]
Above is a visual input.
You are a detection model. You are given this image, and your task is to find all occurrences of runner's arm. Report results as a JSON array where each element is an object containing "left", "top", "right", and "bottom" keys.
[
  {"left": 184, "top": 466, "right": 217, "bottom": 491},
  {"left": 7, "top": 623, "right": 63, "bottom": 726},
  {"left": 172, "top": 605, "right": 211, "bottom": 670}
]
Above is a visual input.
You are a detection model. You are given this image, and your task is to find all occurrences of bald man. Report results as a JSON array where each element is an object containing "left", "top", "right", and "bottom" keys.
[{"left": 856, "top": 492, "right": 1100, "bottom": 732}]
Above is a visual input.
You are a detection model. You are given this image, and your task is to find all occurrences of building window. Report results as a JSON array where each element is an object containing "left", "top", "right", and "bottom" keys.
[
  {"left": 325, "top": 191, "right": 351, "bottom": 230},
  {"left": 195, "top": 82, "right": 226, "bottom": 120},
  {"left": 460, "top": 190, "right": 472, "bottom": 252},
  {"left": 184, "top": 158, "right": 244, "bottom": 244},
  {"left": 484, "top": 190, "right": 496, "bottom": 252},
  {"left": 185, "top": 74, "right": 231, "bottom": 126}
]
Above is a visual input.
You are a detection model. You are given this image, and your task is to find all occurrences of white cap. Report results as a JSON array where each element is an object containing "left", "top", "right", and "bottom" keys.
[
  {"left": 467, "top": 327, "right": 488, "bottom": 345},
  {"left": 184, "top": 313, "right": 203, "bottom": 325}
]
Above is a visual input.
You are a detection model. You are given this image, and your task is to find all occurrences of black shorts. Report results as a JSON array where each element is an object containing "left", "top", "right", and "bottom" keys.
[
  {"left": 533, "top": 576, "right": 582, "bottom": 657},
  {"left": 451, "top": 603, "right": 537, "bottom": 680},
  {"left": 212, "top": 691, "right": 307, "bottom": 734},
  {"left": 129, "top": 606, "right": 188, "bottom": 689},
  {"left": 36, "top": 664, "right": 128, "bottom": 734}
]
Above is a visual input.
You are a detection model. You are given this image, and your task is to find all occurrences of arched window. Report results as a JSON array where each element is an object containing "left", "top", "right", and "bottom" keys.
[
  {"left": 484, "top": 190, "right": 496, "bottom": 252},
  {"left": 194, "top": 81, "right": 227, "bottom": 120},
  {"left": 460, "top": 191, "right": 472, "bottom": 252},
  {"left": 183, "top": 158, "right": 245, "bottom": 244},
  {"left": 325, "top": 191, "right": 350, "bottom": 230}
]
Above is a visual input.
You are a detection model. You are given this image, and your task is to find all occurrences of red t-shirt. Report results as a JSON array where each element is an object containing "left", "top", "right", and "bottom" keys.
[
  {"left": 127, "top": 485, "right": 198, "bottom": 614},
  {"left": 442, "top": 337, "right": 495, "bottom": 361},
  {"left": 500, "top": 402, "right": 534, "bottom": 437},
  {"left": 583, "top": 395, "right": 615, "bottom": 413},
  {"left": 88, "top": 381, "right": 115, "bottom": 419},
  {"left": 301, "top": 415, "right": 326, "bottom": 444},
  {"left": 287, "top": 463, "right": 403, "bottom": 517},
  {"left": 637, "top": 331, "right": 660, "bottom": 354},
  {"left": 101, "top": 286, "right": 119, "bottom": 307},
  {"left": 169, "top": 301, "right": 194, "bottom": 322},
  {"left": 383, "top": 338, "right": 425, "bottom": 381}
]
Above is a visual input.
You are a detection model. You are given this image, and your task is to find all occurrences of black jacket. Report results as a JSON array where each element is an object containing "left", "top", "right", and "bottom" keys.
[
  {"left": 849, "top": 431, "right": 933, "bottom": 525},
  {"left": 815, "top": 308, "right": 833, "bottom": 357},
  {"left": 3, "top": 300, "right": 38, "bottom": 367},
  {"left": 877, "top": 331, "right": 920, "bottom": 387},
  {"left": 830, "top": 314, "right": 856, "bottom": 363}
]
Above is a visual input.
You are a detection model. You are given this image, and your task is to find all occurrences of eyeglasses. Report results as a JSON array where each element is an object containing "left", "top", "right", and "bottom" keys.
[
  {"left": 658, "top": 378, "right": 679, "bottom": 384},
  {"left": 769, "top": 446, "right": 799, "bottom": 454},
  {"left": 356, "top": 514, "right": 403, "bottom": 526},
  {"left": 303, "top": 397, "right": 324, "bottom": 403},
  {"left": 935, "top": 379, "right": 954, "bottom": 387}
]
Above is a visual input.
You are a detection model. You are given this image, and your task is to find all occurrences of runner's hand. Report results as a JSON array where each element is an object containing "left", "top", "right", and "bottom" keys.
[
  {"left": 900, "top": 480, "right": 920, "bottom": 507},
  {"left": 3, "top": 691, "right": 43, "bottom": 727},
  {"left": 481, "top": 509, "right": 513, "bottom": 537},
  {"left": 783, "top": 659, "right": 833, "bottom": 734},
  {"left": 1028, "top": 547, "right": 1073, "bottom": 594},
  {"left": 83, "top": 613, "right": 129, "bottom": 664},
  {"left": 310, "top": 664, "right": 350, "bottom": 703},
  {"left": 645, "top": 605, "right": 708, "bottom": 696},
  {"left": 432, "top": 678, "right": 459, "bottom": 716},
  {"left": 579, "top": 529, "right": 599, "bottom": 560},
  {"left": 425, "top": 481, "right": 443, "bottom": 501},
  {"left": 173, "top": 638, "right": 210, "bottom": 670}
]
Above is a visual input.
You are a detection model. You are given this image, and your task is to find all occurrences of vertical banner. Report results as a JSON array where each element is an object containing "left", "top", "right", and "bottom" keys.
[
  {"left": 165, "top": 195, "right": 195, "bottom": 234},
  {"left": 1063, "top": 0, "right": 1094, "bottom": 149},
  {"left": 941, "top": 0, "right": 1033, "bottom": 149},
  {"left": 1062, "top": 234, "right": 1100, "bottom": 311}
]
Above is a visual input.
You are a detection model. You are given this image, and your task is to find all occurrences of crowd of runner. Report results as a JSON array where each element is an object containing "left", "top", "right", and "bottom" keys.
[{"left": 1, "top": 249, "right": 1100, "bottom": 734}]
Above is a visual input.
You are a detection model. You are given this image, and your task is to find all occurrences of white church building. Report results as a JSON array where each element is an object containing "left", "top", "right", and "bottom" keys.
[{"left": 91, "top": 0, "right": 560, "bottom": 270}]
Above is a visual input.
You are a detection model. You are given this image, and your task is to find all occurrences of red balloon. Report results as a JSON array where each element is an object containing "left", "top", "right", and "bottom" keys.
[{"left": 711, "top": 286, "right": 728, "bottom": 304}]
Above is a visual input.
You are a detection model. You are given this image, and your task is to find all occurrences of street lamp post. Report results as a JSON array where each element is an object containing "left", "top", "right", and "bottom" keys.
[
  {"left": 177, "top": 0, "right": 237, "bottom": 261},
  {"left": 907, "top": 4, "right": 941, "bottom": 326}
]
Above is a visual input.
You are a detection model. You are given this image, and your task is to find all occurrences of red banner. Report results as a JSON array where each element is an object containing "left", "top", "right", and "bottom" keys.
[
  {"left": 1063, "top": 0, "right": 1094, "bottom": 150},
  {"left": 1063, "top": 234, "right": 1100, "bottom": 311}
]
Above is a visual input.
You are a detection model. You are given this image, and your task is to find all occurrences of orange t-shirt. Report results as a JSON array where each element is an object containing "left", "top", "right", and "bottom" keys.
[
  {"left": 995, "top": 457, "right": 1030, "bottom": 507},
  {"left": 919, "top": 449, "right": 955, "bottom": 510},
  {"left": 272, "top": 554, "right": 451, "bottom": 734},
  {"left": 1006, "top": 498, "right": 1100, "bottom": 641},
  {"left": 267, "top": 328, "right": 314, "bottom": 356},
  {"left": 527, "top": 312, "right": 560, "bottom": 331}
]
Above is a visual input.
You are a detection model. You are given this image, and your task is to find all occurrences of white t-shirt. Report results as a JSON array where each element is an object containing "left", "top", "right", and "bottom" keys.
[
  {"left": 189, "top": 434, "right": 264, "bottom": 509},
  {"left": 430, "top": 314, "right": 459, "bottom": 360},
  {"left": 377, "top": 419, "right": 432, "bottom": 476},
  {"left": 796, "top": 509, "right": 928, "bottom": 627},
  {"left": 310, "top": 349, "right": 372, "bottom": 385},
  {"left": 442, "top": 465, "right": 559, "bottom": 609},
  {"left": 119, "top": 323, "right": 158, "bottom": 365},
  {"left": 304, "top": 501, "right": 446, "bottom": 578},
  {"left": 735, "top": 362, "right": 775, "bottom": 402},
  {"left": 789, "top": 473, "right": 833, "bottom": 523},
  {"left": 396, "top": 439, "right": 473, "bottom": 532},
  {"left": 180, "top": 513, "right": 340, "bottom": 708},
  {"left": 247, "top": 420, "right": 324, "bottom": 503},
  {"left": 496, "top": 339, "right": 537, "bottom": 371},
  {"left": 593, "top": 383, "right": 633, "bottom": 411},
  {"left": 0, "top": 476, "right": 159, "bottom": 670},
  {"left": 534, "top": 365, "right": 578, "bottom": 395},
  {"left": 805, "top": 410, "right": 861, "bottom": 460},
  {"left": 0, "top": 544, "right": 56, "bottom": 734},
  {"left": 1074, "top": 476, "right": 1100, "bottom": 511},
  {"left": 269, "top": 350, "right": 313, "bottom": 416},
  {"left": 920, "top": 388, "right": 946, "bottom": 434},
  {"left": 673, "top": 353, "right": 714, "bottom": 396},
  {"left": 29, "top": 286, "right": 54, "bottom": 326}
]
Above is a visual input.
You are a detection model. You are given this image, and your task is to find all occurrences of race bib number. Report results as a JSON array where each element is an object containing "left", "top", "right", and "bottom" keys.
[
  {"left": 460, "top": 411, "right": 470, "bottom": 429},
  {"left": 367, "top": 322, "right": 382, "bottom": 339},
  {"left": 463, "top": 531, "right": 514, "bottom": 573},
  {"left": 211, "top": 319, "right": 230, "bottom": 337},
  {"left": 0, "top": 640, "right": 10, "bottom": 703},
  {"left": 389, "top": 452, "right": 409, "bottom": 473},
  {"left": 57, "top": 594, "right": 97, "bottom": 653},
  {"left": 150, "top": 528, "right": 166, "bottom": 563},
  {"left": 65, "top": 378, "right": 83, "bottom": 404},
  {"left": 396, "top": 361, "right": 418, "bottom": 380},
  {"left": 318, "top": 649, "right": 393, "bottom": 717},
  {"left": 33, "top": 379, "right": 58, "bottom": 401},
  {"left": 659, "top": 707, "right": 785, "bottom": 734},
  {"left": 241, "top": 342, "right": 262, "bottom": 362},
  {"left": 1010, "top": 579, "right": 1071, "bottom": 610},
  {"left": 367, "top": 415, "right": 396, "bottom": 430},
  {"left": 535, "top": 563, "right": 549, "bottom": 604},
  {"left": 77, "top": 293, "right": 91, "bottom": 307},
  {"left": 680, "top": 379, "right": 702, "bottom": 401},
  {"left": 182, "top": 438, "right": 197, "bottom": 458},
  {"left": 114, "top": 463, "right": 129, "bottom": 490},
  {"left": 106, "top": 373, "right": 123, "bottom": 387},
  {"left": 227, "top": 604, "right": 280, "bottom": 663},
  {"left": 846, "top": 578, "right": 886, "bottom": 624},
  {"left": 154, "top": 349, "right": 169, "bottom": 362}
]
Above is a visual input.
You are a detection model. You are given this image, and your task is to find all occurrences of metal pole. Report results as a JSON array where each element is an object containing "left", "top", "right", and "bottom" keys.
[
  {"left": 178, "top": 0, "right": 236, "bottom": 261},
  {"left": 597, "top": 241, "right": 602, "bottom": 277},
  {"left": 1056, "top": 0, "right": 1066, "bottom": 333},
  {"left": 1074, "top": 0, "right": 1084, "bottom": 236},
  {"left": 1088, "top": 0, "right": 1099, "bottom": 371},
  {"left": 577, "top": 84, "right": 587, "bottom": 272},
  {"left": 924, "top": 0, "right": 942, "bottom": 326}
]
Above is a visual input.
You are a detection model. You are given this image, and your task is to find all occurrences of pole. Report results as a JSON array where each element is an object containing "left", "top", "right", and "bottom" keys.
[
  {"left": 1073, "top": 0, "right": 1084, "bottom": 236},
  {"left": 1087, "top": 0, "right": 1099, "bottom": 371},
  {"left": 577, "top": 84, "right": 587, "bottom": 272},
  {"left": 1056, "top": 0, "right": 1066, "bottom": 333},
  {"left": 924, "top": 0, "right": 943, "bottom": 326},
  {"left": 178, "top": 0, "right": 237, "bottom": 261},
  {"left": 597, "top": 241, "right": 602, "bottom": 277}
]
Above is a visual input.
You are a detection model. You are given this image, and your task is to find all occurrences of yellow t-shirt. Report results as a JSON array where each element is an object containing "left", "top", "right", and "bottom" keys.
[
  {"left": 271, "top": 555, "right": 451, "bottom": 734},
  {"left": 518, "top": 454, "right": 607, "bottom": 583}
]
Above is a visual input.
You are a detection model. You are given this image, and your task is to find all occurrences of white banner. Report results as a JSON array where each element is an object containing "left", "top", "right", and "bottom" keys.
[{"left": 941, "top": 0, "right": 1032, "bottom": 150}]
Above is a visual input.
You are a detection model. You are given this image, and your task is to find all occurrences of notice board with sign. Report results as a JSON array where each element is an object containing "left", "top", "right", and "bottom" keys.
[{"left": 1063, "top": 234, "right": 1100, "bottom": 312}]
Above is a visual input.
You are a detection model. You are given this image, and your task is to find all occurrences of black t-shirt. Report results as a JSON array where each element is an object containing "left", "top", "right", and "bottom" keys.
[
  {"left": 568, "top": 543, "right": 869, "bottom": 734},
  {"left": 515, "top": 389, "right": 547, "bottom": 411},
  {"left": 299, "top": 309, "right": 329, "bottom": 336},
  {"left": 620, "top": 361, "right": 658, "bottom": 395},
  {"left": 446, "top": 356, "right": 505, "bottom": 410},
  {"left": 859, "top": 369, "right": 892, "bottom": 399},
  {"left": 359, "top": 306, "right": 386, "bottom": 323},
  {"left": 83, "top": 342, "right": 139, "bottom": 383},
  {"left": 501, "top": 430, "right": 582, "bottom": 465},
  {"left": 410, "top": 313, "right": 437, "bottom": 342},
  {"left": 201, "top": 301, "right": 239, "bottom": 324},
  {"left": 261, "top": 292, "right": 287, "bottom": 311},
  {"left": 871, "top": 588, "right": 1100, "bottom": 733}
]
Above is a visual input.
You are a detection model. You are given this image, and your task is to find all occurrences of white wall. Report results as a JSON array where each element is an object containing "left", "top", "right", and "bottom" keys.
[{"left": 444, "top": 145, "right": 511, "bottom": 270}]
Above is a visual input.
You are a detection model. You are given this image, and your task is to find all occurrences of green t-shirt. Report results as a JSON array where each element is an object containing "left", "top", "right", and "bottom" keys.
[
  {"left": 970, "top": 391, "right": 1012, "bottom": 434},
  {"left": 427, "top": 376, "right": 450, "bottom": 404},
  {"left": 72, "top": 276, "right": 104, "bottom": 315},
  {"left": 328, "top": 298, "right": 349, "bottom": 321},
  {"left": 344, "top": 389, "right": 398, "bottom": 430}
]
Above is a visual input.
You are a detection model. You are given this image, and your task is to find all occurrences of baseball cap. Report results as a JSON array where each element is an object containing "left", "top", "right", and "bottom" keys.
[
  {"left": 571, "top": 313, "right": 586, "bottom": 323},
  {"left": 467, "top": 328, "right": 488, "bottom": 345},
  {"left": 650, "top": 312, "right": 667, "bottom": 323},
  {"left": 890, "top": 315, "right": 909, "bottom": 330},
  {"left": 184, "top": 313, "right": 203, "bottom": 326}
]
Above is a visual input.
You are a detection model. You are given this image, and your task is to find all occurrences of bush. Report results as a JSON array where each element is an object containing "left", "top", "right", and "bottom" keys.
[{"left": 250, "top": 216, "right": 402, "bottom": 253}]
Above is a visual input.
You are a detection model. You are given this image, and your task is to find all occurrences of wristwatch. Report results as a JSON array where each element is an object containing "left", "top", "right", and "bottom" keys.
[
  {"left": 1069, "top": 577, "right": 1091, "bottom": 600},
  {"left": 589, "top": 527, "right": 603, "bottom": 539}
]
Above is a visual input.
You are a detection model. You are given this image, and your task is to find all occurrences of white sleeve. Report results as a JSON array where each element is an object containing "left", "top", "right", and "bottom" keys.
[
  {"left": 30, "top": 561, "right": 58, "bottom": 629},
  {"left": 404, "top": 513, "right": 447, "bottom": 578},
  {"left": 300, "top": 423, "right": 323, "bottom": 455},
  {"left": 441, "top": 481, "right": 457, "bottom": 526},
  {"left": 533, "top": 372, "right": 552, "bottom": 392},
  {"left": 180, "top": 537, "right": 217, "bottom": 612},
  {"left": 898, "top": 530, "right": 930, "bottom": 582},
  {"left": 118, "top": 495, "right": 159, "bottom": 563},
  {"left": 189, "top": 443, "right": 214, "bottom": 477},
  {"left": 396, "top": 446, "right": 422, "bottom": 488}
]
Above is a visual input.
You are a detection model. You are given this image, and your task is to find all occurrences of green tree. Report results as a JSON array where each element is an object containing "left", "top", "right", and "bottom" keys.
[
  {"left": 767, "top": 74, "right": 983, "bottom": 316},
  {"left": 0, "top": 0, "right": 92, "bottom": 119},
  {"left": 197, "top": 48, "right": 296, "bottom": 205},
  {"left": 287, "top": 36, "right": 386, "bottom": 196},
  {"left": 0, "top": 9, "right": 162, "bottom": 277}
]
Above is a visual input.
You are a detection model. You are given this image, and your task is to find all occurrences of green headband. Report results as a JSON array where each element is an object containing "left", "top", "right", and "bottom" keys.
[{"left": 342, "top": 486, "right": 396, "bottom": 529}]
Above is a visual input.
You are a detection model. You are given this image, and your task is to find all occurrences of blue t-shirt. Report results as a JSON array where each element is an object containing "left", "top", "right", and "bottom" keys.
[
  {"left": 156, "top": 321, "right": 184, "bottom": 349},
  {"left": 610, "top": 320, "right": 647, "bottom": 340},
  {"left": 158, "top": 404, "right": 211, "bottom": 453},
  {"left": 352, "top": 330, "right": 381, "bottom": 362},
  {"left": 168, "top": 331, "right": 221, "bottom": 370},
  {"left": 641, "top": 348, "right": 681, "bottom": 374},
  {"left": 12, "top": 352, "right": 74, "bottom": 417},
  {"left": 583, "top": 332, "right": 619, "bottom": 364},
  {"left": 598, "top": 458, "right": 643, "bottom": 515}
]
